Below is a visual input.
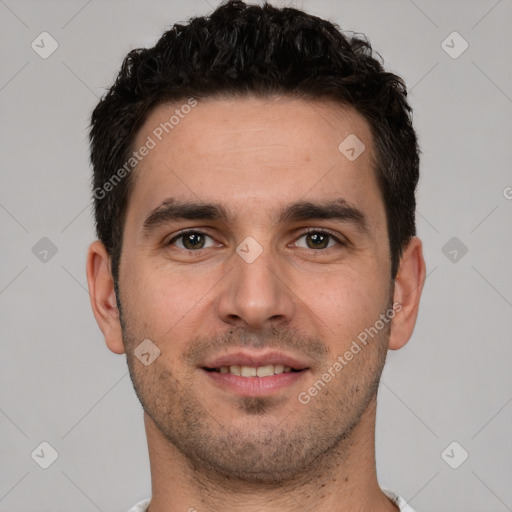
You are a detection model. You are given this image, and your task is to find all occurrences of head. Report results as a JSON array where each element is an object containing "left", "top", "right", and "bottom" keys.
[{"left": 87, "top": 0, "right": 425, "bottom": 484}]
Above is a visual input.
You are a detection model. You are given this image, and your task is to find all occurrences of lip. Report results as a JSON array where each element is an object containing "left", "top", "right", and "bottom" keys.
[
  {"left": 201, "top": 350, "right": 311, "bottom": 371},
  {"left": 202, "top": 367, "right": 310, "bottom": 397}
]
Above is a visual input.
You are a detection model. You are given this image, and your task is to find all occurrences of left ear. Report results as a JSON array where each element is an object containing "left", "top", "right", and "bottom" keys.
[{"left": 388, "top": 236, "right": 426, "bottom": 350}]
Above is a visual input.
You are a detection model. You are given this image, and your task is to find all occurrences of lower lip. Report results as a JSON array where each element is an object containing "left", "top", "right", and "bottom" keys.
[{"left": 202, "top": 369, "right": 309, "bottom": 397}]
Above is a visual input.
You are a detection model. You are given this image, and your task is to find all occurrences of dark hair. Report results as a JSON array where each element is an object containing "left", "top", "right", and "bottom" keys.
[{"left": 90, "top": 0, "right": 419, "bottom": 284}]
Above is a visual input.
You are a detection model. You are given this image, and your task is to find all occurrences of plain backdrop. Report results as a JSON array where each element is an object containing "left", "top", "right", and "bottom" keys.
[{"left": 1, "top": 1, "right": 511, "bottom": 511}]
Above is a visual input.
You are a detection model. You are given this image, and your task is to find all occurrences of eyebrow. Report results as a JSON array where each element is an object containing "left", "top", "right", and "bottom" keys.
[
  {"left": 278, "top": 198, "right": 368, "bottom": 234},
  {"left": 141, "top": 200, "right": 230, "bottom": 237},
  {"left": 141, "top": 197, "right": 369, "bottom": 237}
]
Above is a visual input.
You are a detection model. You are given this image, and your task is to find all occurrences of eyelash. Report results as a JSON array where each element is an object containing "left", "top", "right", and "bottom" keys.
[{"left": 166, "top": 228, "right": 345, "bottom": 251}]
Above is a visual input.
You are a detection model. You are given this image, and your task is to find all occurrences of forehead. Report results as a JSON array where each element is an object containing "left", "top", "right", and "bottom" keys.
[{"left": 128, "top": 96, "right": 384, "bottom": 230}]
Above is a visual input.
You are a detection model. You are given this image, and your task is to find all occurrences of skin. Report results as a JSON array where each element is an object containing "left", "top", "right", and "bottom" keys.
[{"left": 87, "top": 96, "right": 426, "bottom": 512}]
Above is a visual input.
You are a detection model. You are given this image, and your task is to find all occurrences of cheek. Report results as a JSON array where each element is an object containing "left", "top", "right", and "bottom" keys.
[
  {"left": 123, "top": 259, "right": 218, "bottom": 339},
  {"left": 294, "top": 265, "right": 389, "bottom": 347}
]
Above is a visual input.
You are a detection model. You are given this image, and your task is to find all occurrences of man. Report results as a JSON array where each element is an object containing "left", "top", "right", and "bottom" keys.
[{"left": 86, "top": 1, "right": 426, "bottom": 511}]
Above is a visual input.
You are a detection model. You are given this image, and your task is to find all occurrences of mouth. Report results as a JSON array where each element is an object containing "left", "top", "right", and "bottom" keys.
[
  {"left": 200, "top": 351, "right": 311, "bottom": 397},
  {"left": 202, "top": 364, "right": 306, "bottom": 377}
]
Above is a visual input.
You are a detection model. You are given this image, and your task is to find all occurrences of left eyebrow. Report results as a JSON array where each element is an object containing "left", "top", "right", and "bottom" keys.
[{"left": 278, "top": 198, "right": 369, "bottom": 235}]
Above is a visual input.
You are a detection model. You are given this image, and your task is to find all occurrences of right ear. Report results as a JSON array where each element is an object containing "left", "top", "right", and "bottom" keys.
[{"left": 86, "top": 240, "right": 125, "bottom": 354}]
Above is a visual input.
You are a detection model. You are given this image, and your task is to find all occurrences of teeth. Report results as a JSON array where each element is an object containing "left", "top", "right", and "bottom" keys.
[
  {"left": 274, "top": 364, "right": 285, "bottom": 374},
  {"left": 216, "top": 364, "right": 299, "bottom": 377},
  {"left": 229, "top": 365, "right": 241, "bottom": 376},
  {"left": 256, "top": 365, "right": 274, "bottom": 377},
  {"left": 241, "top": 366, "right": 257, "bottom": 377}
]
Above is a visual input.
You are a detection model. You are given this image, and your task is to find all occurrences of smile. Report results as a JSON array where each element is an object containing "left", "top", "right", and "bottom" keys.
[{"left": 204, "top": 364, "right": 302, "bottom": 377}]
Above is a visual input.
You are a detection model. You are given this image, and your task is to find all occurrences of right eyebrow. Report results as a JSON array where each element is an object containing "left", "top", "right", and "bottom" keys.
[{"left": 141, "top": 199, "right": 230, "bottom": 238}]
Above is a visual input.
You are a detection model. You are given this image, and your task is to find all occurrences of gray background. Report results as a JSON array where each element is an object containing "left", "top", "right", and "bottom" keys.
[{"left": 1, "top": 0, "right": 511, "bottom": 511}]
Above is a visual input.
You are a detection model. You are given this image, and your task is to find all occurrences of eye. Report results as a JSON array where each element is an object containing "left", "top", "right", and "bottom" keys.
[
  {"left": 167, "top": 230, "right": 217, "bottom": 250},
  {"left": 293, "top": 230, "right": 343, "bottom": 250}
]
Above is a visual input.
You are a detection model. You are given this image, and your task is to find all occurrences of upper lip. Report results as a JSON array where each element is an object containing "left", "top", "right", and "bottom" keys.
[{"left": 202, "top": 350, "right": 311, "bottom": 370}]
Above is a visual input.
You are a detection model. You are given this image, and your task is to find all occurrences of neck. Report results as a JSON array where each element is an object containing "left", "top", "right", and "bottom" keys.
[{"left": 143, "top": 396, "right": 398, "bottom": 512}]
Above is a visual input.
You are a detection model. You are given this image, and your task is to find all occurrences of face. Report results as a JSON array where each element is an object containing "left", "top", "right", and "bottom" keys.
[{"left": 116, "top": 96, "right": 395, "bottom": 483}]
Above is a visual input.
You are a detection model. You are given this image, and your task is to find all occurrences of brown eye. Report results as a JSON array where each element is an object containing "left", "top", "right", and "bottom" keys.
[
  {"left": 306, "top": 232, "right": 329, "bottom": 249},
  {"left": 294, "top": 231, "right": 342, "bottom": 250},
  {"left": 168, "top": 231, "right": 214, "bottom": 250}
]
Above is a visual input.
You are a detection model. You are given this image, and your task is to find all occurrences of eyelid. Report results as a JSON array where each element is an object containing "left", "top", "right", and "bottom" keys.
[
  {"left": 292, "top": 228, "right": 346, "bottom": 248},
  {"left": 166, "top": 228, "right": 218, "bottom": 248}
]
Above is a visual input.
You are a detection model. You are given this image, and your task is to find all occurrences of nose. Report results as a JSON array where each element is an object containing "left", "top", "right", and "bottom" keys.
[{"left": 216, "top": 241, "right": 296, "bottom": 330}]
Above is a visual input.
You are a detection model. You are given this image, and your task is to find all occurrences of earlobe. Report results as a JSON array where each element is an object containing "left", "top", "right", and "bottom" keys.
[
  {"left": 86, "top": 240, "right": 125, "bottom": 354},
  {"left": 388, "top": 236, "right": 426, "bottom": 351}
]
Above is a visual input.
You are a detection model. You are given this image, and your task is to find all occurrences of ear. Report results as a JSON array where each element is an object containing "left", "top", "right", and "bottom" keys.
[
  {"left": 86, "top": 240, "right": 125, "bottom": 354},
  {"left": 388, "top": 236, "right": 426, "bottom": 350}
]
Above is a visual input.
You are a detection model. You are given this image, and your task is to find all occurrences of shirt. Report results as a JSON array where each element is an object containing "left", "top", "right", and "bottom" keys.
[{"left": 127, "top": 489, "right": 416, "bottom": 511}]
